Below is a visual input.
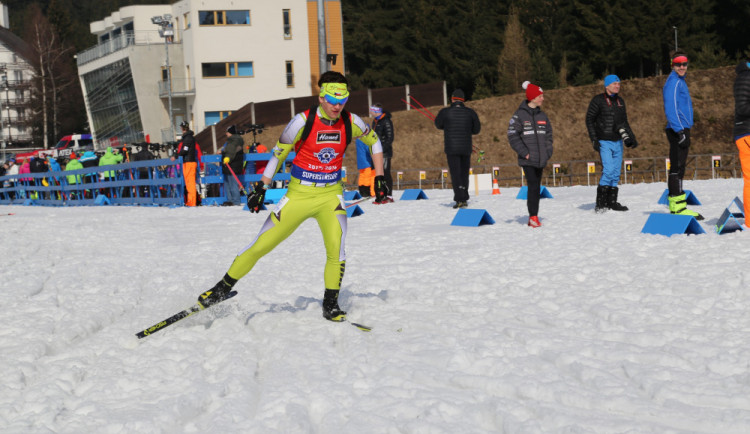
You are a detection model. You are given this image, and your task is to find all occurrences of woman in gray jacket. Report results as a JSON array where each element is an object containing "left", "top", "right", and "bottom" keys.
[{"left": 507, "top": 81, "right": 553, "bottom": 228}]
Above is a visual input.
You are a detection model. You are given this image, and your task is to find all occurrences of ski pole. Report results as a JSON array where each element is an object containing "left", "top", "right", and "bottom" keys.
[
  {"left": 224, "top": 161, "right": 248, "bottom": 196},
  {"left": 400, "top": 98, "right": 435, "bottom": 121},
  {"left": 408, "top": 95, "right": 435, "bottom": 117}
]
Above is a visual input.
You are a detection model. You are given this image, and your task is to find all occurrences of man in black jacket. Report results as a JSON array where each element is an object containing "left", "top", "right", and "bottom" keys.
[
  {"left": 586, "top": 75, "right": 637, "bottom": 212},
  {"left": 370, "top": 103, "right": 394, "bottom": 202},
  {"left": 734, "top": 60, "right": 750, "bottom": 219},
  {"left": 434, "top": 89, "right": 481, "bottom": 208}
]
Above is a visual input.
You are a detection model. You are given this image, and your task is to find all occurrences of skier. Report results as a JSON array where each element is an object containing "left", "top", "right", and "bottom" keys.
[{"left": 197, "top": 71, "right": 387, "bottom": 322}]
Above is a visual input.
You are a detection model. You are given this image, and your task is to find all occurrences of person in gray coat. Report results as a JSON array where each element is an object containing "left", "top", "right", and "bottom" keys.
[
  {"left": 434, "top": 88, "right": 481, "bottom": 208},
  {"left": 507, "top": 81, "right": 554, "bottom": 228}
]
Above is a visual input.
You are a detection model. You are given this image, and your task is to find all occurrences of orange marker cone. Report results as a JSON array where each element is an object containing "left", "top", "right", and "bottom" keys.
[{"left": 492, "top": 178, "right": 501, "bottom": 195}]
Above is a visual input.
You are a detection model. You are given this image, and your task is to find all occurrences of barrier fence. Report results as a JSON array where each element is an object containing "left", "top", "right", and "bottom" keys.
[{"left": 1, "top": 152, "right": 740, "bottom": 207}]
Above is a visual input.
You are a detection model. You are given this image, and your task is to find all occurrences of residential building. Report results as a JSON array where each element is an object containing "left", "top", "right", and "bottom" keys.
[
  {"left": 75, "top": 0, "right": 345, "bottom": 148},
  {"left": 0, "top": 2, "right": 35, "bottom": 149}
]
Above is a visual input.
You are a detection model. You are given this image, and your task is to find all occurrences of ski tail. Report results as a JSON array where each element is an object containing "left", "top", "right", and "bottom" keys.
[{"left": 135, "top": 291, "right": 237, "bottom": 339}]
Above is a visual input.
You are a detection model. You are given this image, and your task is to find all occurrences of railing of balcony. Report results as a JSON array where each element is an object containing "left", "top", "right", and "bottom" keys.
[
  {"left": 76, "top": 31, "right": 181, "bottom": 67},
  {"left": 158, "top": 78, "right": 195, "bottom": 97}
]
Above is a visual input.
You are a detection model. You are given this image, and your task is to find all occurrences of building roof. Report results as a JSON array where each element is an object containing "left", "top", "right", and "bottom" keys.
[{"left": 0, "top": 26, "right": 33, "bottom": 63}]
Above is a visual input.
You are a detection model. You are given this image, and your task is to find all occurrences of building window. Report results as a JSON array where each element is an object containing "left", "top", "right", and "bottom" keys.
[
  {"left": 283, "top": 9, "right": 291, "bottom": 39},
  {"left": 199, "top": 10, "right": 250, "bottom": 26},
  {"left": 285, "top": 61, "right": 294, "bottom": 87},
  {"left": 205, "top": 111, "right": 233, "bottom": 126},
  {"left": 202, "top": 62, "right": 253, "bottom": 78}
]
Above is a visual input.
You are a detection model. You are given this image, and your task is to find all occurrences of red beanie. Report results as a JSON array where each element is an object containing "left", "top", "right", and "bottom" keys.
[{"left": 523, "top": 81, "right": 543, "bottom": 101}]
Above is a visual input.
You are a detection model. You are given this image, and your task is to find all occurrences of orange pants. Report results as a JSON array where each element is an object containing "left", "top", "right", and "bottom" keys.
[
  {"left": 358, "top": 167, "right": 375, "bottom": 196},
  {"left": 184, "top": 161, "right": 197, "bottom": 207},
  {"left": 737, "top": 136, "right": 750, "bottom": 218}
]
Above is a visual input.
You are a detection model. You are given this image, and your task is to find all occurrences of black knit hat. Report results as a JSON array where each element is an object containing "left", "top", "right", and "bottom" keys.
[
  {"left": 227, "top": 125, "right": 237, "bottom": 135},
  {"left": 452, "top": 89, "right": 465, "bottom": 101}
]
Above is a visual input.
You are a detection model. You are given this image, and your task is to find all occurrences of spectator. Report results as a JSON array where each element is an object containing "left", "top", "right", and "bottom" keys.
[
  {"left": 3, "top": 158, "right": 16, "bottom": 199},
  {"left": 734, "top": 59, "right": 750, "bottom": 220},
  {"left": 197, "top": 71, "right": 386, "bottom": 323},
  {"left": 586, "top": 74, "right": 638, "bottom": 212},
  {"left": 221, "top": 125, "right": 245, "bottom": 206},
  {"left": 254, "top": 143, "right": 268, "bottom": 174},
  {"left": 98, "top": 146, "right": 123, "bottom": 180},
  {"left": 434, "top": 88, "right": 481, "bottom": 209},
  {"left": 173, "top": 121, "right": 199, "bottom": 206},
  {"left": 507, "top": 81, "right": 554, "bottom": 228},
  {"left": 370, "top": 103, "right": 395, "bottom": 203},
  {"left": 65, "top": 152, "right": 84, "bottom": 186},
  {"left": 663, "top": 51, "right": 703, "bottom": 220}
]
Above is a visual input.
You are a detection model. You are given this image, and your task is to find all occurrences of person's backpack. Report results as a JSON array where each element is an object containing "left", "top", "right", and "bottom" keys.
[{"left": 298, "top": 105, "right": 352, "bottom": 151}]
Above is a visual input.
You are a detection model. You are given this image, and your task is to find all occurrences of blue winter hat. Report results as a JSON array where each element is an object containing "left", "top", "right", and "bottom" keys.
[{"left": 604, "top": 75, "right": 620, "bottom": 87}]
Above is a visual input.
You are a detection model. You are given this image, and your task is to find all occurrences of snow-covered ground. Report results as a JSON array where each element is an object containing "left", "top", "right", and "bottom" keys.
[{"left": 2, "top": 178, "right": 750, "bottom": 433}]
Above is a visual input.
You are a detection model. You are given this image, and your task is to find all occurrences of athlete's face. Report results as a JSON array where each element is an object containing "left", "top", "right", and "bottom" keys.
[
  {"left": 319, "top": 95, "right": 346, "bottom": 119},
  {"left": 673, "top": 61, "right": 688, "bottom": 77}
]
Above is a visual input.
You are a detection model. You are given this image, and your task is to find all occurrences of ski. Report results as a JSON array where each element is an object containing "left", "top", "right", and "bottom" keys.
[
  {"left": 345, "top": 196, "right": 371, "bottom": 208},
  {"left": 135, "top": 291, "right": 238, "bottom": 339}
]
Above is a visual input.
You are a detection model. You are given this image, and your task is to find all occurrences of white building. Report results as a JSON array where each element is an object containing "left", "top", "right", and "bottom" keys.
[
  {"left": 0, "top": 2, "right": 35, "bottom": 149},
  {"left": 75, "top": 0, "right": 345, "bottom": 147}
]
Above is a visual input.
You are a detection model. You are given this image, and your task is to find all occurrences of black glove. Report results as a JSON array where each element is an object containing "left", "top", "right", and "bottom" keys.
[
  {"left": 374, "top": 175, "right": 387, "bottom": 203},
  {"left": 625, "top": 137, "right": 638, "bottom": 148},
  {"left": 246, "top": 182, "right": 267, "bottom": 213},
  {"left": 677, "top": 130, "right": 689, "bottom": 148},
  {"left": 592, "top": 140, "right": 600, "bottom": 152}
]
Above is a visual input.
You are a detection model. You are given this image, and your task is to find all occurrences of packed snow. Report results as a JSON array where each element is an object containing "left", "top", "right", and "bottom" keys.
[{"left": 2, "top": 178, "right": 750, "bottom": 433}]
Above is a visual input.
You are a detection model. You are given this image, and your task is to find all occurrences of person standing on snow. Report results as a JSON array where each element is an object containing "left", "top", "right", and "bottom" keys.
[
  {"left": 734, "top": 59, "right": 750, "bottom": 220},
  {"left": 586, "top": 74, "right": 638, "bottom": 213},
  {"left": 435, "top": 88, "right": 481, "bottom": 209},
  {"left": 663, "top": 51, "right": 703, "bottom": 220},
  {"left": 370, "top": 103, "right": 394, "bottom": 203},
  {"left": 173, "top": 121, "right": 199, "bottom": 207},
  {"left": 197, "top": 71, "right": 387, "bottom": 323},
  {"left": 507, "top": 81, "right": 554, "bottom": 228},
  {"left": 221, "top": 125, "right": 245, "bottom": 206}
]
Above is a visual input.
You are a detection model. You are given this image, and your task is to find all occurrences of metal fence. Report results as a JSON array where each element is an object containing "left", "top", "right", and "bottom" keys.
[{"left": 381, "top": 153, "right": 741, "bottom": 191}]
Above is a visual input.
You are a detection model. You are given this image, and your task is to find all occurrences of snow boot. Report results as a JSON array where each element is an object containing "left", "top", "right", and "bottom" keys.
[
  {"left": 528, "top": 216, "right": 541, "bottom": 228},
  {"left": 668, "top": 193, "right": 704, "bottom": 220},
  {"left": 607, "top": 186, "right": 628, "bottom": 211},
  {"left": 322, "top": 289, "right": 346, "bottom": 322},
  {"left": 595, "top": 185, "right": 607, "bottom": 213},
  {"left": 198, "top": 274, "right": 237, "bottom": 308}
]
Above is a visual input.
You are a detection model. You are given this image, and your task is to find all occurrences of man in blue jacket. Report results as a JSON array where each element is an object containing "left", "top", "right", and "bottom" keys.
[{"left": 663, "top": 51, "right": 702, "bottom": 220}]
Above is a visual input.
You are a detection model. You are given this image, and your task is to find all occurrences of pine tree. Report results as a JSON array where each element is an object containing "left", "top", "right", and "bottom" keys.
[{"left": 497, "top": 8, "right": 531, "bottom": 95}]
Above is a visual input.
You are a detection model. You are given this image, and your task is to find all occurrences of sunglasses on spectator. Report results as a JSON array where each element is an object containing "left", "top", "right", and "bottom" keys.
[
  {"left": 674, "top": 62, "right": 688, "bottom": 67},
  {"left": 323, "top": 94, "right": 348, "bottom": 105}
]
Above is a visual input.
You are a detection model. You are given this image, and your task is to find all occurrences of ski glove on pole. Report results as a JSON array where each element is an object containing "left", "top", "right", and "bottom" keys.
[
  {"left": 246, "top": 182, "right": 267, "bottom": 213},
  {"left": 374, "top": 175, "right": 388, "bottom": 203},
  {"left": 677, "top": 130, "right": 688, "bottom": 148}
]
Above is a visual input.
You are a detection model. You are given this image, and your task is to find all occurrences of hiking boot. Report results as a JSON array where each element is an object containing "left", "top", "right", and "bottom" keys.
[
  {"left": 595, "top": 185, "right": 607, "bottom": 213},
  {"left": 668, "top": 193, "right": 704, "bottom": 220},
  {"left": 528, "top": 216, "right": 541, "bottom": 228},
  {"left": 607, "top": 186, "right": 628, "bottom": 211},
  {"left": 198, "top": 275, "right": 237, "bottom": 308},
  {"left": 322, "top": 289, "right": 347, "bottom": 322}
]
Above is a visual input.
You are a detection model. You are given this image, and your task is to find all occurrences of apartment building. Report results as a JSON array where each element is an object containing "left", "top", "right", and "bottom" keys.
[
  {"left": 76, "top": 0, "right": 345, "bottom": 147},
  {"left": 0, "top": 3, "right": 34, "bottom": 149}
]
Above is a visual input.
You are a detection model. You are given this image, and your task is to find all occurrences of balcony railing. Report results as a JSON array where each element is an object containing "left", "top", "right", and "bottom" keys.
[
  {"left": 158, "top": 78, "right": 195, "bottom": 98},
  {"left": 77, "top": 31, "right": 181, "bottom": 67}
]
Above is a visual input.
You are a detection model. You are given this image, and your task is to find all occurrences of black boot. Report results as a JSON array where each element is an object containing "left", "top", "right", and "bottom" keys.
[
  {"left": 198, "top": 274, "right": 237, "bottom": 308},
  {"left": 608, "top": 186, "right": 628, "bottom": 211},
  {"left": 595, "top": 185, "right": 607, "bottom": 213},
  {"left": 322, "top": 289, "right": 346, "bottom": 322}
]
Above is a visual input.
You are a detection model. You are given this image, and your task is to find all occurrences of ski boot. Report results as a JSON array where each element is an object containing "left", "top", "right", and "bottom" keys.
[
  {"left": 198, "top": 274, "right": 237, "bottom": 308},
  {"left": 668, "top": 193, "right": 704, "bottom": 220},
  {"left": 322, "top": 289, "right": 347, "bottom": 322}
]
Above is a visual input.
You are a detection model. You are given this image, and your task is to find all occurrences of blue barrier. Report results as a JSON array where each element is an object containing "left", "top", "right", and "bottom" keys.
[{"left": 0, "top": 152, "right": 297, "bottom": 207}]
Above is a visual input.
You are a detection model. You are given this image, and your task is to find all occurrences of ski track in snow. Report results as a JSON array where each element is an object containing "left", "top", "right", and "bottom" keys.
[{"left": 2, "top": 179, "right": 750, "bottom": 433}]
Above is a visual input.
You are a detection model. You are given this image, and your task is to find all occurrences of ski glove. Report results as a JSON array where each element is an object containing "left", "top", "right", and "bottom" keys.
[
  {"left": 246, "top": 182, "right": 267, "bottom": 213},
  {"left": 592, "top": 140, "right": 600, "bottom": 152},
  {"left": 374, "top": 175, "right": 388, "bottom": 203},
  {"left": 677, "top": 130, "right": 689, "bottom": 148},
  {"left": 624, "top": 137, "right": 638, "bottom": 148}
]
